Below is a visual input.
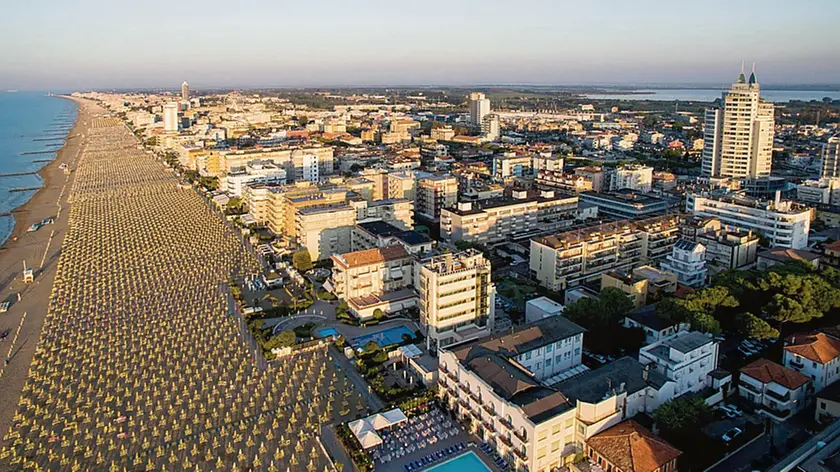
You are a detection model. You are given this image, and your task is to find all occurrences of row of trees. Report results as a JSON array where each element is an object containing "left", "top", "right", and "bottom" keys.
[
  {"left": 657, "top": 263, "right": 840, "bottom": 339},
  {"left": 563, "top": 288, "right": 646, "bottom": 354}
]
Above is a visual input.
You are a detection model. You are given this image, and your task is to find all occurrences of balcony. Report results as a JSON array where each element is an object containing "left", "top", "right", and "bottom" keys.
[
  {"left": 459, "top": 384, "right": 469, "bottom": 394},
  {"left": 789, "top": 360, "right": 805, "bottom": 370},
  {"left": 500, "top": 418, "right": 513, "bottom": 430},
  {"left": 446, "top": 370, "right": 457, "bottom": 382},
  {"left": 482, "top": 404, "right": 496, "bottom": 416},
  {"left": 765, "top": 389, "right": 791, "bottom": 403},
  {"left": 499, "top": 435, "right": 513, "bottom": 448},
  {"left": 514, "top": 429, "right": 528, "bottom": 443},
  {"left": 513, "top": 447, "right": 528, "bottom": 461},
  {"left": 483, "top": 420, "right": 495, "bottom": 433},
  {"left": 739, "top": 382, "right": 761, "bottom": 395},
  {"left": 760, "top": 404, "right": 792, "bottom": 421}
]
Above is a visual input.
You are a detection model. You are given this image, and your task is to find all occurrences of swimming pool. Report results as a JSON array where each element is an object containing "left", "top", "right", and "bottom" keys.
[
  {"left": 350, "top": 325, "right": 415, "bottom": 349},
  {"left": 315, "top": 327, "right": 340, "bottom": 339},
  {"left": 425, "top": 451, "right": 491, "bottom": 472}
]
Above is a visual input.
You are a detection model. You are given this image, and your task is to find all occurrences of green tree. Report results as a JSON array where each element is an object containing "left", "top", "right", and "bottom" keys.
[
  {"left": 373, "top": 308, "right": 384, "bottom": 321},
  {"left": 654, "top": 396, "right": 712, "bottom": 436},
  {"left": 225, "top": 197, "right": 246, "bottom": 215},
  {"left": 598, "top": 287, "right": 635, "bottom": 325},
  {"left": 735, "top": 312, "right": 779, "bottom": 340},
  {"left": 563, "top": 297, "right": 604, "bottom": 329},
  {"left": 292, "top": 250, "right": 313, "bottom": 272}
]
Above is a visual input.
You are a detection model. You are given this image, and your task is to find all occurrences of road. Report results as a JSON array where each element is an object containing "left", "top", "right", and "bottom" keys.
[{"left": 329, "top": 344, "right": 384, "bottom": 412}]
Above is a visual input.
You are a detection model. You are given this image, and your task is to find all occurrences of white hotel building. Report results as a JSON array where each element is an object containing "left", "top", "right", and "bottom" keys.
[
  {"left": 638, "top": 330, "right": 720, "bottom": 397},
  {"left": 439, "top": 316, "right": 678, "bottom": 472},
  {"left": 686, "top": 193, "right": 811, "bottom": 249}
]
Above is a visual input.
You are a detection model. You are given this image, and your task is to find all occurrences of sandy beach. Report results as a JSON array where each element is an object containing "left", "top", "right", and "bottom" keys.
[{"left": 0, "top": 96, "right": 90, "bottom": 441}]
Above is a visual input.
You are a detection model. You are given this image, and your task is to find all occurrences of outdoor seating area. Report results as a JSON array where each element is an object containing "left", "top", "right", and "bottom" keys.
[
  {"left": 402, "top": 442, "right": 468, "bottom": 471},
  {"left": 480, "top": 442, "right": 511, "bottom": 471},
  {"left": 371, "top": 408, "right": 462, "bottom": 467}
]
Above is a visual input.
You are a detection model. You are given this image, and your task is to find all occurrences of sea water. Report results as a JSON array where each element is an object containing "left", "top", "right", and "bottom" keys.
[{"left": 0, "top": 91, "right": 78, "bottom": 245}]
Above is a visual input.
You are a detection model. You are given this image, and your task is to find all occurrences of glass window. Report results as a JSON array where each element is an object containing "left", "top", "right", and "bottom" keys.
[
  {"left": 551, "top": 441, "right": 561, "bottom": 452},
  {"left": 575, "top": 348, "right": 581, "bottom": 356},
  {"left": 545, "top": 359, "right": 552, "bottom": 367},
  {"left": 525, "top": 352, "right": 532, "bottom": 360},
  {"left": 546, "top": 344, "right": 553, "bottom": 353}
]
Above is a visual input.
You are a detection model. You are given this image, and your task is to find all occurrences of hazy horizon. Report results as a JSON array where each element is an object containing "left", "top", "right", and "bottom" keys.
[{"left": 2, "top": 0, "right": 839, "bottom": 90}]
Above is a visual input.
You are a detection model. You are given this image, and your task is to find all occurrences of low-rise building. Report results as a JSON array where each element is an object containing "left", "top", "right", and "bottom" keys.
[
  {"left": 697, "top": 227, "right": 759, "bottom": 274},
  {"left": 783, "top": 331, "right": 840, "bottom": 393},
  {"left": 536, "top": 170, "right": 593, "bottom": 194},
  {"left": 585, "top": 420, "right": 681, "bottom": 472},
  {"left": 330, "top": 245, "right": 413, "bottom": 302},
  {"left": 660, "top": 239, "right": 708, "bottom": 288},
  {"left": 631, "top": 265, "right": 678, "bottom": 296},
  {"left": 815, "top": 381, "right": 840, "bottom": 424},
  {"left": 530, "top": 215, "right": 680, "bottom": 290},
  {"left": 351, "top": 220, "right": 434, "bottom": 255},
  {"left": 574, "top": 166, "right": 605, "bottom": 192},
  {"left": 739, "top": 358, "right": 810, "bottom": 422},
  {"left": 418, "top": 250, "right": 495, "bottom": 352},
  {"left": 624, "top": 305, "right": 690, "bottom": 346},
  {"left": 757, "top": 248, "right": 821, "bottom": 271},
  {"left": 525, "top": 297, "right": 565, "bottom": 323},
  {"left": 823, "top": 240, "right": 840, "bottom": 267},
  {"left": 638, "top": 330, "right": 719, "bottom": 397},
  {"left": 600, "top": 271, "right": 648, "bottom": 308},
  {"left": 580, "top": 191, "right": 679, "bottom": 220}
]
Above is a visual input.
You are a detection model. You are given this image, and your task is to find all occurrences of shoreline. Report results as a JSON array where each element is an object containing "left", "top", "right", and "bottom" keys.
[
  {"left": 0, "top": 96, "right": 90, "bottom": 445},
  {"left": 0, "top": 95, "right": 78, "bottom": 249}
]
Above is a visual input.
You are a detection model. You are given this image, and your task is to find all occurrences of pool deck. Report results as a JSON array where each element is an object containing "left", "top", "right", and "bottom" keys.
[{"left": 377, "top": 435, "right": 502, "bottom": 472}]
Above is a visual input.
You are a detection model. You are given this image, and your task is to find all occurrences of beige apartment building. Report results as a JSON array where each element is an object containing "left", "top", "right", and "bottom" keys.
[
  {"left": 296, "top": 205, "right": 357, "bottom": 260},
  {"left": 417, "top": 250, "right": 495, "bottom": 352},
  {"left": 440, "top": 191, "right": 579, "bottom": 245},
  {"left": 387, "top": 171, "right": 418, "bottom": 200},
  {"left": 439, "top": 320, "right": 677, "bottom": 472},
  {"left": 416, "top": 174, "right": 458, "bottom": 221},
  {"left": 536, "top": 170, "right": 594, "bottom": 194},
  {"left": 330, "top": 245, "right": 413, "bottom": 302},
  {"left": 530, "top": 215, "right": 680, "bottom": 290},
  {"left": 217, "top": 145, "right": 335, "bottom": 181},
  {"left": 701, "top": 66, "right": 775, "bottom": 179}
]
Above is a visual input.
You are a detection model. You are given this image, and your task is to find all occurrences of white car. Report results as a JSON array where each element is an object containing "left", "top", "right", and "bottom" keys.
[
  {"left": 722, "top": 427, "right": 743, "bottom": 442},
  {"left": 727, "top": 404, "right": 744, "bottom": 416},
  {"left": 0, "top": 301, "right": 9, "bottom": 313}
]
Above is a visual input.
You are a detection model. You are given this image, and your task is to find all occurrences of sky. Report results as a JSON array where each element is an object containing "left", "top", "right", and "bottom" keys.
[{"left": 1, "top": 0, "right": 839, "bottom": 90}]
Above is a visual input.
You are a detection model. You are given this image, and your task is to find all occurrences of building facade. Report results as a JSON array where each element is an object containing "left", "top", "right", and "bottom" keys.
[
  {"left": 660, "top": 239, "right": 708, "bottom": 288},
  {"left": 416, "top": 174, "right": 458, "bottom": 222},
  {"left": 330, "top": 245, "right": 413, "bottom": 302},
  {"left": 739, "top": 358, "right": 810, "bottom": 422},
  {"left": 783, "top": 331, "right": 840, "bottom": 393},
  {"left": 417, "top": 250, "right": 495, "bottom": 352},
  {"left": 701, "top": 66, "right": 775, "bottom": 179},
  {"left": 821, "top": 136, "right": 840, "bottom": 179},
  {"left": 686, "top": 193, "right": 811, "bottom": 249},
  {"left": 469, "top": 92, "right": 491, "bottom": 126},
  {"left": 638, "top": 330, "right": 719, "bottom": 397},
  {"left": 530, "top": 215, "right": 680, "bottom": 290}
]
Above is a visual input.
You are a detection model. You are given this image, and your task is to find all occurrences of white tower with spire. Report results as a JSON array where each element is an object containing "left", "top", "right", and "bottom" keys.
[
  {"left": 701, "top": 63, "right": 775, "bottom": 179},
  {"left": 181, "top": 81, "right": 190, "bottom": 103}
]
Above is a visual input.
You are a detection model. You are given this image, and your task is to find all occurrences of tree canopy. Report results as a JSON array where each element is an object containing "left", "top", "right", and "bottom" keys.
[
  {"left": 292, "top": 250, "right": 313, "bottom": 272},
  {"left": 654, "top": 396, "right": 712, "bottom": 437},
  {"left": 563, "top": 287, "right": 634, "bottom": 330}
]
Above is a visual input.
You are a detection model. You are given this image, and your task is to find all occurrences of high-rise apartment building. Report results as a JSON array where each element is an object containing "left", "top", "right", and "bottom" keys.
[
  {"left": 481, "top": 114, "right": 500, "bottom": 142},
  {"left": 416, "top": 174, "right": 458, "bottom": 222},
  {"left": 821, "top": 137, "right": 840, "bottom": 179},
  {"left": 469, "top": 92, "right": 491, "bottom": 126},
  {"left": 417, "top": 249, "right": 495, "bottom": 352},
  {"left": 701, "top": 65, "right": 775, "bottom": 179},
  {"left": 163, "top": 102, "right": 179, "bottom": 133},
  {"left": 181, "top": 81, "right": 190, "bottom": 103},
  {"left": 612, "top": 165, "right": 653, "bottom": 193}
]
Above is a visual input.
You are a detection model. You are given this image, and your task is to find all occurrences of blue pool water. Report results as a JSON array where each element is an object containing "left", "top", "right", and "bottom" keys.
[
  {"left": 426, "top": 452, "right": 491, "bottom": 472},
  {"left": 315, "top": 327, "right": 340, "bottom": 338},
  {"left": 351, "top": 325, "right": 415, "bottom": 349}
]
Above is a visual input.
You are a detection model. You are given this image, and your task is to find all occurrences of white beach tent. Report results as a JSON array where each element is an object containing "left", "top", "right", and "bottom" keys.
[{"left": 357, "top": 430, "right": 383, "bottom": 449}]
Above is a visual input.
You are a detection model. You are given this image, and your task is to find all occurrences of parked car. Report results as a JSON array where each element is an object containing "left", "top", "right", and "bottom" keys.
[
  {"left": 727, "top": 404, "right": 744, "bottom": 416},
  {"left": 0, "top": 301, "right": 9, "bottom": 313},
  {"left": 722, "top": 427, "right": 743, "bottom": 442},
  {"left": 0, "top": 330, "right": 8, "bottom": 340}
]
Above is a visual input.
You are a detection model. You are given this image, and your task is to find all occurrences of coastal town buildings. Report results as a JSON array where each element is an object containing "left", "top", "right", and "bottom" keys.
[
  {"left": 416, "top": 174, "right": 458, "bottom": 222},
  {"left": 686, "top": 193, "right": 811, "bottom": 249},
  {"left": 529, "top": 215, "right": 680, "bottom": 290},
  {"left": 821, "top": 137, "right": 840, "bottom": 179},
  {"left": 638, "top": 330, "right": 720, "bottom": 397},
  {"left": 701, "top": 65, "right": 775, "bottom": 179},
  {"left": 783, "top": 330, "right": 840, "bottom": 393},
  {"left": 163, "top": 102, "right": 179, "bottom": 133},
  {"left": 739, "top": 358, "right": 811, "bottom": 421},
  {"left": 611, "top": 165, "right": 653, "bottom": 193},
  {"left": 659, "top": 239, "right": 708, "bottom": 288},
  {"left": 469, "top": 92, "right": 491, "bottom": 126},
  {"left": 417, "top": 250, "right": 495, "bottom": 353},
  {"left": 440, "top": 191, "right": 579, "bottom": 245}
]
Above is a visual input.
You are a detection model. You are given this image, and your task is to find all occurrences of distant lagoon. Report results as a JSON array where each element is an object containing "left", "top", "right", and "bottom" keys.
[{"left": 582, "top": 89, "right": 840, "bottom": 102}]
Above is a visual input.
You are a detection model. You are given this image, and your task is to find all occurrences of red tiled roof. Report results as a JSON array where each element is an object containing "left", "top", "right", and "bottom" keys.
[
  {"left": 740, "top": 358, "right": 810, "bottom": 390},
  {"left": 784, "top": 332, "right": 840, "bottom": 364},
  {"left": 332, "top": 245, "right": 409, "bottom": 269},
  {"left": 587, "top": 420, "right": 681, "bottom": 472}
]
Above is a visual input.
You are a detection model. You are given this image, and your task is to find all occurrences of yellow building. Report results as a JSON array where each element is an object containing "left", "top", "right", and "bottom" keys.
[{"left": 600, "top": 271, "right": 649, "bottom": 308}]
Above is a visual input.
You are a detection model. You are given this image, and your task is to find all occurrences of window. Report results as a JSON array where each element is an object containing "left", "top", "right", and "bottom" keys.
[
  {"left": 551, "top": 441, "right": 560, "bottom": 452},
  {"left": 545, "top": 359, "right": 552, "bottom": 368},
  {"left": 525, "top": 352, "right": 532, "bottom": 361},
  {"left": 575, "top": 348, "right": 581, "bottom": 356},
  {"left": 552, "top": 424, "right": 563, "bottom": 435},
  {"left": 578, "top": 424, "right": 586, "bottom": 434},
  {"left": 556, "top": 356, "right": 562, "bottom": 364},
  {"left": 814, "top": 362, "right": 818, "bottom": 368},
  {"left": 538, "top": 430, "right": 548, "bottom": 442},
  {"left": 537, "top": 447, "right": 546, "bottom": 459},
  {"left": 565, "top": 419, "right": 574, "bottom": 428},
  {"left": 546, "top": 344, "right": 553, "bottom": 353},
  {"left": 821, "top": 402, "right": 827, "bottom": 410}
]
